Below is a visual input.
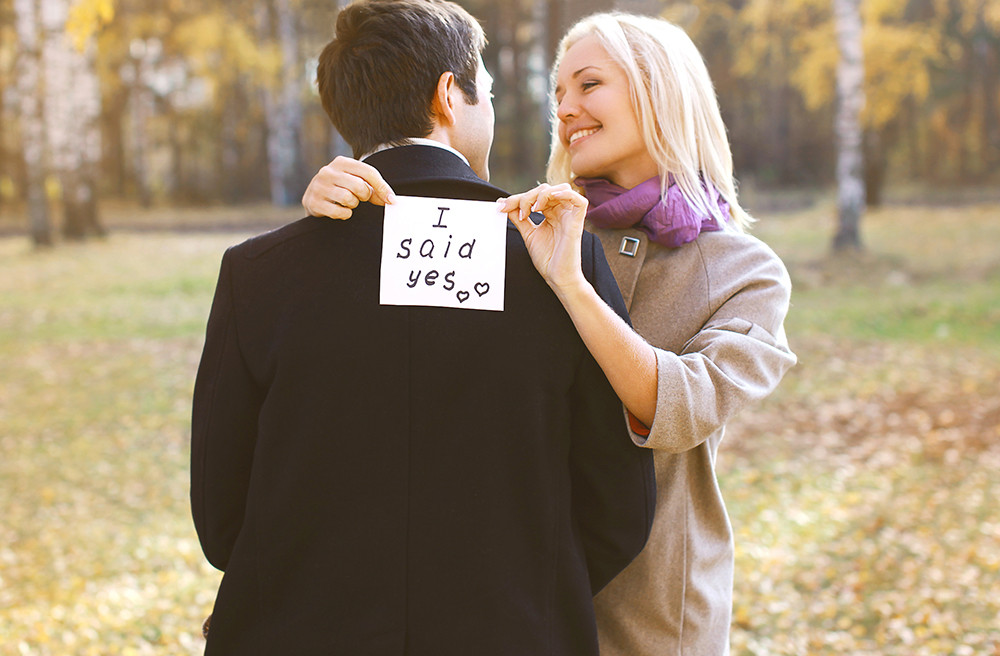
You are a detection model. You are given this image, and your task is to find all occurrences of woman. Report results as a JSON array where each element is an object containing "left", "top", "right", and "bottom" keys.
[{"left": 302, "top": 13, "right": 795, "bottom": 655}]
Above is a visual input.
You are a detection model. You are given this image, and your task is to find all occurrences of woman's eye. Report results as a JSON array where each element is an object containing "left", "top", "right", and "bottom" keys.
[{"left": 582, "top": 80, "right": 599, "bottom": 91}]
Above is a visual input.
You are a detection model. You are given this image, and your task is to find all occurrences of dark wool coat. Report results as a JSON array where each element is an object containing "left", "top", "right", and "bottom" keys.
[{"left": 191, "top": 145, "right": 655, "bottom": 656}]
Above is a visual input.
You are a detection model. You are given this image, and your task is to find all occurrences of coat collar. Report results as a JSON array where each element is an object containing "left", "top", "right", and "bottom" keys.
[
  {"left": 363, "top": 145, "right": 508, "bottom": 200},
  {"left": 588, "top": 225, "right": 649, "bottom": 312}
]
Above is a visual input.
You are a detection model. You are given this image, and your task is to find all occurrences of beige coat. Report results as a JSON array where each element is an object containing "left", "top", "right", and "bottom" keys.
[{"left": 590, "top": 226, "right": 797, "bottom": 656}]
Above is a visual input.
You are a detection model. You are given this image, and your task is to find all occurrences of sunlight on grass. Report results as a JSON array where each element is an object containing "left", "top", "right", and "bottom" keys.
[
  {"left": 0, "top": 233, "right": 245, "bottom": 655},
  {"left": 0, "top": 202, "right": 998, "bottom": 654}
]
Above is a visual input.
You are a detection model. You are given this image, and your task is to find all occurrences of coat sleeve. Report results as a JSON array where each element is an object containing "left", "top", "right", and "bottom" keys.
[
  {"left": 191, "top": 247, "right": 262, "bottom": 571},
  {"left": 569, "top": 233, "right": 656, "bottom": 595},
  {"left": 631, "top": 239, "right": 797, "bottom": 452}
]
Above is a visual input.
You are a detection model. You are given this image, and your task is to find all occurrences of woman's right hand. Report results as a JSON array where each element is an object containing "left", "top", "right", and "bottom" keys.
[{"left": 301, "top": 156, "right": 396, "bottom": 219}]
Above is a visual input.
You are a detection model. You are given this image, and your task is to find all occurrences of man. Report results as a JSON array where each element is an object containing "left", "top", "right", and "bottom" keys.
[{"left": 190, "top": 1, "right": 654, "bottom": 654}]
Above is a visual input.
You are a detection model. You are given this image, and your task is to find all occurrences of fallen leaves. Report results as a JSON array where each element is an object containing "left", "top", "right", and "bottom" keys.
[{"left": 722, "top": 336, "right": 1000, "bottom": 655}]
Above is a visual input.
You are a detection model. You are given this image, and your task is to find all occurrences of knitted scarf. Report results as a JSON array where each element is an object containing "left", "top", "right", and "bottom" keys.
[{"left": 576, "top": 174, "right": 729, "bottom": 248}]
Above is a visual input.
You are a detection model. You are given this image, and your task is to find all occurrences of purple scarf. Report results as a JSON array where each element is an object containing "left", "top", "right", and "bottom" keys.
[{"left": 576, "top": 175, "right": 729, "bottom": 248}]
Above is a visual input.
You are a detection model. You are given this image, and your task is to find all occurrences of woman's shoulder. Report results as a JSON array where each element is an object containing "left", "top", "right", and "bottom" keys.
[
  {"left": 688, "top": 229, "right": 790, "bottom": 283},
  {"left": 693, "top": 228, "right": 779, "bottom": 256}
]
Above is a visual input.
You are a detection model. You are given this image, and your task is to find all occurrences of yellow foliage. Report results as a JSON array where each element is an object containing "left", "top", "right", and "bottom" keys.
[
  {"left": 66, "top": 0, "right": 115, "bottom": 52},
  {"left": 0, "top": 176, "right": 16, "bottom": 201},
  {"left": 688, "top": 0, "right": 1000, "bottom": 155},
  {"left": 863, "top": 25, "right": 941, "bottom": 128},
  {"left": 864, "top": 0, "right": 908, "bottom": 23},
  {"left": 722, "top": 0, "right": 830, "bottom": 80},
  {"left": 44, "top": 175, "right": 62, "bottom": 201},
  {"left": 988, "top": 1, "right": 1000, "bottom": 31},
  {"left": 171, "top": 12, "right": 282, "bottom": 89},
  {"left": 790, "top": 25, "right": 838, "bottom": 111},
  {"left": 720, "top": 0, "right": 947, "bottom": 129}
]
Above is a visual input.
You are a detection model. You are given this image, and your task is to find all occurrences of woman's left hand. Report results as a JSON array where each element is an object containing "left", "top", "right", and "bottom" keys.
[
  {"left": 498, "top": 183, "right": 589, "bottom": 295},
  {"left": 501, "top": 183, "right": 658, "bottom": 427}
]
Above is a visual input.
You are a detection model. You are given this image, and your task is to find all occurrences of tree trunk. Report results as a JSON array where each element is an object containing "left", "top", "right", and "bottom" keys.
[
  {"left": 323, "top": 0, "right": 354, "bottom": 162},
  {"left": 0, "top": 68, "right": 6, "bottom": 214},
  {"left": 13, "top": 0, "right": 53, "bottom": 247},
  {"left": 260, "top": 0, "right": 306, "bottom": 206},
  {"left": 123, "top": 41, "right": 155, "bottom": 207},
  {"left": 546, "top": 0, "right": 564, "bottom": 67},
  {"left": 863, "top": 128, "right": 887, "bottom": 208},
  {"left": 973, "top": 25, "right": 1000, "bottom": 175},
  {"left": 41, "top": 0, "right": 104, "bottom": 239},
  {"left": 832, "top": 0, "right": 865, "bottom": 251},
  {"left": 511, "top": 0, "right": 534, "bottom": 180},
  {"left": 103, "top": 90, "right": 129, "bottom": 196}
]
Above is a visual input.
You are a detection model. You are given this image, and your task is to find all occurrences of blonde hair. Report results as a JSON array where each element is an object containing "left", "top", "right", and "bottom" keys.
[{"left": 546, "top": 13, "right": 753, "bottom": 231}]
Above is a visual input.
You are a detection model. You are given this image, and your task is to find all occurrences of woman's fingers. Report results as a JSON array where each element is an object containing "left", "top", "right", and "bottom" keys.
[
  {"left": 330, "top": 157, "right": 397, "bottom": 206},
  {"left": 534, "top": 186, "right": 587, "bottom": 219},
  {"left": 311, "top": 199, "right": 356, "bottom": 220},
  {"left": 498, "top": 184, "right": 554, "bottom": 223},
  {"left": 302, "top": 156, "right": 396, "bottom": 219}
]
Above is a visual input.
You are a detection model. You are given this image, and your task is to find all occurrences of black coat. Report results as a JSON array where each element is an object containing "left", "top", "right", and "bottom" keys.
[{"left": 191, "top": 145, "right": 655, "bottom": 655}]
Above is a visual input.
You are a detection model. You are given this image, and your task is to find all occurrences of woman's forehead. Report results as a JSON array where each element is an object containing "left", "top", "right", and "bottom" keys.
[{"left": 557, "top": 35, "right": 618, "bottom": 83}]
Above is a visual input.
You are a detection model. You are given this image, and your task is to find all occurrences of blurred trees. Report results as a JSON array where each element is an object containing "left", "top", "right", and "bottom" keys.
[
  {"left": 1, "top": 0, "right": 999, "bottom": 241},
  {"left": 686, "top": 0, "right": 1000, "bottom": 201},
  {"left": 8, "top": 0, "right": 106, "bottom": 246}
]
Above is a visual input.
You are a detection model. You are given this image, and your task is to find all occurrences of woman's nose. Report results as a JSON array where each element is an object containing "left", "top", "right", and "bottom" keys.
[{"left": 556, "top": 95, "right": 577, "bottom": 121}]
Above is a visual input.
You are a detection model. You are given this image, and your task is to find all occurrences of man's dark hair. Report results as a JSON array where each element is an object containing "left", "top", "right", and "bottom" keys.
[{"left": 316, "top": 0, "right": 486, "bottom": 158}]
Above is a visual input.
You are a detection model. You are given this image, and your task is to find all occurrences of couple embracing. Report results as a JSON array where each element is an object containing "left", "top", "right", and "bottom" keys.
[{"left": 191, "top": 1, "right": 795, "bottom": 654}]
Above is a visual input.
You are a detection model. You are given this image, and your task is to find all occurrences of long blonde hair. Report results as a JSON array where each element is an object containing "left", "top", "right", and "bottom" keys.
[{"left": 546, "top": 13, "right": 752, "bottom": 231}]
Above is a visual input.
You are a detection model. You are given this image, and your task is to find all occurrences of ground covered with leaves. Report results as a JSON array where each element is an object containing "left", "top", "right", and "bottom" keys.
[{"left": 0, "top": 200, "right": 998, "bottom": 654}]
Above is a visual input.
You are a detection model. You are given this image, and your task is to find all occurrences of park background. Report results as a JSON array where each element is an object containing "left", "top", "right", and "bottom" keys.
[{"left": 1, "top": 0, "right": 998, "bottom": 654}]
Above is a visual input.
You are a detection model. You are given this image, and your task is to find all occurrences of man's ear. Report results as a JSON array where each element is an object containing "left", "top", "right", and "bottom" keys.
[{"left": 431, "top": 71, "right": 459, "bottom": 127}]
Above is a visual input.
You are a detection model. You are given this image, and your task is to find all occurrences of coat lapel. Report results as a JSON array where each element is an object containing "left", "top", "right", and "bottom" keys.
[{"left": 589, "top": 225, "right": 649, "bottom": 312}]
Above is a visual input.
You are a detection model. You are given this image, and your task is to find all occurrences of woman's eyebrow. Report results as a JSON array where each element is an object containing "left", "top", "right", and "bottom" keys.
[{"left": 571, "top": 65, "right": 602, "bottom": 78}]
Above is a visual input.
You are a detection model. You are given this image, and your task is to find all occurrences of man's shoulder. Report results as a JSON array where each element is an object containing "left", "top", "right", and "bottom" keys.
[{"left": 228, "top": 216, "right": 335, "bottom": 261}]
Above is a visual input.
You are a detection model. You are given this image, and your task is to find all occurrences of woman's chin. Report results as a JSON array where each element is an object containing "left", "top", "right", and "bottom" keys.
[{"left": 569, "top": 160, "right": 603, "bottom": 181}]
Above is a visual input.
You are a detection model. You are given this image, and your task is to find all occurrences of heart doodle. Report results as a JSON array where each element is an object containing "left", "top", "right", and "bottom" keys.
[
  {"left": 474, "top": 282, "right": 490, "bottom": 297},
  {"left": 456, "top": 290, "right": 470, "bottom": 303}
]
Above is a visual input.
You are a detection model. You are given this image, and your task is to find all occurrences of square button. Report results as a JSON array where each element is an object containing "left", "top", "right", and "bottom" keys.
[{"left": 619, "top": 236, "right": 640, "bottom": 257}]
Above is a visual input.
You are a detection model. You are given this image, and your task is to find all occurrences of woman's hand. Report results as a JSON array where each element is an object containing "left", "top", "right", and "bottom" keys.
[
  {"left": 498, "top": 183, "right": 589, "bottom": 296},
  {"left": 302, "top": 156, "right": 396, "bottom": 219}
]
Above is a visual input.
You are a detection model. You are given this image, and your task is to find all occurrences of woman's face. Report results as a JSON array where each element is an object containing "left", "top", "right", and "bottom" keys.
[{"left": 554, "top": 34, "right": 658, "bottom": 189}]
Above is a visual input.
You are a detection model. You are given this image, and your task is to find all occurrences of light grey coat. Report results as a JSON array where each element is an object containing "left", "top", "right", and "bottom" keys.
[{"left": 589, "top": 226, "right": 797, "bottom": 656}]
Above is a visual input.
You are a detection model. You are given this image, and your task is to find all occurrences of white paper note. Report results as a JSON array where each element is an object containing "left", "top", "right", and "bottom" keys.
[{"left": 380, "top": 195, "right": 507, "bottom": 311}]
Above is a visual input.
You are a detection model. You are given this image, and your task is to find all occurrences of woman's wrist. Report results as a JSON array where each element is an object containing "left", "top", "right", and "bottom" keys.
[{"left": 550, "top": 272, "right": 594, "bottom": 306}]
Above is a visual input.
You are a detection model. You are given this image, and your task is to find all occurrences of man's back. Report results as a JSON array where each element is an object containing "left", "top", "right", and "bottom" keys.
[{"left": 192, "top": 146, "right": 655, "bottom": 655}]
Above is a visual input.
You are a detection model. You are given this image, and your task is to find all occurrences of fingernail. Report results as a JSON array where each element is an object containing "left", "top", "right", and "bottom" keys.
[
  {"left": 386, "top": 190, "right": 396, "bottom": 204},
  {"left": 496, "top": 198, "right": 508, "bottom": 210}
]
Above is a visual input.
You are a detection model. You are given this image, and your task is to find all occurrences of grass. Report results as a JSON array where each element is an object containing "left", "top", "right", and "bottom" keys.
[
  {"left": 723, "top": 198, "right": 1000, "bottom": 654},
  {"left": 0, "top": 198, "right": 998, "bottom": 654},
  {"left": 0, "top": 233, "right": 239, "bottom": 655}
]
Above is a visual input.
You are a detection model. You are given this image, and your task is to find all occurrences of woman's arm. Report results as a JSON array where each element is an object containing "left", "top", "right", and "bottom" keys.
[
  {"left": 301, "top": 156, "right": 396, "bottom": 219},
  {"left": 499, "top": 184, "right": 658, "bottom": 427}
]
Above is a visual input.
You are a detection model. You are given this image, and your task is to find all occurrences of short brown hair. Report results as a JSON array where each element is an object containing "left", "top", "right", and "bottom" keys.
[{"left": 316, "top": 0, "right": 486, "bottom": 157}]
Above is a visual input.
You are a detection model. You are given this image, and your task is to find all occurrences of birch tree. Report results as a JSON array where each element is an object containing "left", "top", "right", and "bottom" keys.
[
  {"left": 259, "top": 0, "right": 305, "bottom": 206},
  {"left": 41, "top": 0, "right": 105, "bottom": 239},
  {"left": 832, "top": 0, "right": 864, "bottom": 251},
  {"left": 13, "top": 0, "right": 52, "bottom": 246}
]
